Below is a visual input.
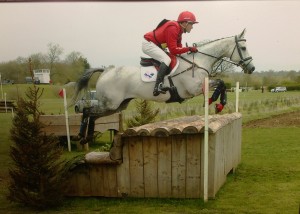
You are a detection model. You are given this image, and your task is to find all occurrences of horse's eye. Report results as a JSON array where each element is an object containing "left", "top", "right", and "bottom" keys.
[{"left": 241, "top": 47, "right": 246, "bottom": 51}]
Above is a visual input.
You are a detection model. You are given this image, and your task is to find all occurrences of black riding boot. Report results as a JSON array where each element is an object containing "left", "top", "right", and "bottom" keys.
[{"left": 153, "top": 62, "right": 170, "bottom": 96}]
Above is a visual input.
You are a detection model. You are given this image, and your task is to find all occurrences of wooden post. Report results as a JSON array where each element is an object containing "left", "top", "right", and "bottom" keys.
[
  {"left": 63, "top": 88, "right": 71, "bottom": 152},
  {"left": 235, "top": 82, "right": 239, "bottom": 113},
  {"left": 0, "top": 73, "right": 3, "bottom": 100},
  {"left": 203, "top": 77, "right": 209, "bottom": 202},
  {"left": 4, "top": 93, "right": 7, "bottom": 113}
]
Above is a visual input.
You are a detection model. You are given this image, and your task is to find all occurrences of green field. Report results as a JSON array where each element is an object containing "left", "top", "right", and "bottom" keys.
[{"left": 0, "top": 84, "right": 300, "bottom": 213}]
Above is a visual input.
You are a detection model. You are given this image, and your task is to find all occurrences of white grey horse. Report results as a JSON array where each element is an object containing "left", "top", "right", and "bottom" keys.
[{"left": 73, "top": 29, "right": 255, "bottom": 142}]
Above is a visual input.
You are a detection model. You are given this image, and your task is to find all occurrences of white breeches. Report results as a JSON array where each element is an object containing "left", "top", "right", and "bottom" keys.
[{"left": 142, "top": 39, "right": 171, "bottom": 66}]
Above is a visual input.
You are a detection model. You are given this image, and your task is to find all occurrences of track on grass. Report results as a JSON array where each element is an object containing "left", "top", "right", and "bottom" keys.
[{"left": 243, "top": 110, "right": 300, "bottom": 128}]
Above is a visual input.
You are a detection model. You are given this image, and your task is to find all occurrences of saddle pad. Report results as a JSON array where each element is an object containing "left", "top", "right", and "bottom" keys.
[{"left": 141, "top": 60, "right": 179, "bottom": 82}]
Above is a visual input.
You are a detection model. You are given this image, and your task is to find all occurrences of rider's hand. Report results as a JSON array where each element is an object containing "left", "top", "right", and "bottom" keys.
[{"left": 189, "top": 47, "right": 198, "bottom": 53}]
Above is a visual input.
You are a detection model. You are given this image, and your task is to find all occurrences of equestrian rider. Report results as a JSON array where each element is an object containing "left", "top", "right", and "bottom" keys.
[{"left": 142, "top": 11, "right": 199, "bottom": 96}]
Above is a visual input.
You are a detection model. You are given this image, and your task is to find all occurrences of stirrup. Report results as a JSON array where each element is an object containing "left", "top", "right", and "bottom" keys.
[
  {"left": 158, "top": 83, "right": 170, "bottom": 93},
  {"left": 153, "top": 88, "right": 161, "bottom": 96}
]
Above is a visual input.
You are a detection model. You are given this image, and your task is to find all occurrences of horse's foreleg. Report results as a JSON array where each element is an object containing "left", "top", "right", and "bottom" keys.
[{"left": 209, "top": 79, "right": 227, "bottom": 113}]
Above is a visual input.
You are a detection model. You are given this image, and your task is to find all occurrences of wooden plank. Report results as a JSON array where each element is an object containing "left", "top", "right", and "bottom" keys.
[
  {"left": 40, "top": 113, "right": 121, "bottom": 136},
  {"left": 89, "top": 166, "right": 104, "bottom": 196},
  {"left": 103, "top": 166, "right": 118, "bottom": 197},
  {"left": 117, "top": 138, "right": 130, "bottom": 197},
  {"left": 208, "top": 133, "right": 217, "bottom": 198},
  {"left": 94, "top": 123, "right": 120, "bottom": 132},
  {"left": 129, "top": 137, "right": 144, "bottom": 197},
  {"left": 225, "top": 124, "right": 233, "bottom": 174},
  {"left": 171, "top": 135, "right": 186, "bottom": 198},
  {"left": 40, "top": 113, "right": 120, "bottom": 126},
  {"left": 157, "top": 137, "right": 172, "bottom": 197},
  {"left": 39, "top": 114, "right": 82, "bottom": 125},
  {"left": 186, "top": 134, "right": 201, "bottom": 198},
  {"left": 41, "top": 125, "right": 79, "bottom": 136},
  {"left": 143, "top": 137, "right": 158, "bottom": 197},
  {"left": 65, "top": 169, "right": 80, "bottom": 196},
  {"left": 73, "top": 165, "right": 92, "bottom": 196}
]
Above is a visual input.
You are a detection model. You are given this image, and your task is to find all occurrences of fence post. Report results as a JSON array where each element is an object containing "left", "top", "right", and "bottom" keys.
[
  {"left": 63, "top": 88, "right": 71, "bottom": 152},
  {"left": 203, "top": 77, "right": 209, "bottom": 202},
  {"left": 235, "top": 82, "right": 239, "bottom": 113}
]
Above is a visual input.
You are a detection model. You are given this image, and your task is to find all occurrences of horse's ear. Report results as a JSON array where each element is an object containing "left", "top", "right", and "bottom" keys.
[{"left": 239, "top": 28, "right": 246, "bottom": 38}]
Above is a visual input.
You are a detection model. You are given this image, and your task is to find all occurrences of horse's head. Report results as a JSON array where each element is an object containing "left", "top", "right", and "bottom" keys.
[{"left": 230, "top": 29, "right": 255, "bottom": 74}]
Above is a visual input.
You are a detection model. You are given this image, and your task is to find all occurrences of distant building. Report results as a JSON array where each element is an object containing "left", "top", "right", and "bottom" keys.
[{"left": 33, "top": 69, "right": 50, "bottom": 84}]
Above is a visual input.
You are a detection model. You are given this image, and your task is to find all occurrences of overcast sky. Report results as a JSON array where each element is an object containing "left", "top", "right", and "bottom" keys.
[{"left": 1, "top": 1, "right": 300, "bottom": 72}]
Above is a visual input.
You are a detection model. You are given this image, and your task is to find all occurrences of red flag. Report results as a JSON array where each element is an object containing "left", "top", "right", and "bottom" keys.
[{"left": 58, "top": 89, "right": 64, "bottom": 98}]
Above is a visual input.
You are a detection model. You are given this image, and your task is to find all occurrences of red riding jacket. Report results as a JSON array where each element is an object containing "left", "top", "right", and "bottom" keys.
[{"left": 144, "top": 21, "right": 190, "bottom": 55}]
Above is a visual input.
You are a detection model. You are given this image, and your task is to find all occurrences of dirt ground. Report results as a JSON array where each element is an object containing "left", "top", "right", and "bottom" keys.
[{"left": 243, "top": 110, "right": 300, "bottom": 128}]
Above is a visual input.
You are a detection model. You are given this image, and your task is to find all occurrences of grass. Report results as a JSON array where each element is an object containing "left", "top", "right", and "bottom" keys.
[{"left": 0, "top": 84, "right": 300, "bottom": 213}]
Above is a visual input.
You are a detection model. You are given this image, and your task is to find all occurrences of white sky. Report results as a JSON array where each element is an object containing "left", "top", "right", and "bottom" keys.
[{"left": 1, "top": 1, "right": 300, "bottom": 71}]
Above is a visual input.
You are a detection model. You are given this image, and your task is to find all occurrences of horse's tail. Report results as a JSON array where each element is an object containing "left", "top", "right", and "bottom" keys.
[{"left": 70, "top": 68, "right": 105, "bottom": 105}]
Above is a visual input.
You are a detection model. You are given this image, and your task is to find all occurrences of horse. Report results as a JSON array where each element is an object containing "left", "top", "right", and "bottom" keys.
[{"left": 72, "top": 29, "right": 255, "bottom": 143}]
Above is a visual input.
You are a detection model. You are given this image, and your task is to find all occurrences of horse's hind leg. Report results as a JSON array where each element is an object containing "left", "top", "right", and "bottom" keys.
[{"left": 75, "top": 107, "right": 96, "bottom": 144}]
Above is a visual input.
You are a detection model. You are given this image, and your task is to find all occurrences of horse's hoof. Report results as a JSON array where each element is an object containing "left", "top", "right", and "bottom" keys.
[
  {"left": 72, "top": 134, "right": 83, "bottom": 141},
  {"left": 215, "top": 103, "right": 224, "bottom": 114},
  {"left": 80, "top": 139, "right": 88, "bottom": 145}
]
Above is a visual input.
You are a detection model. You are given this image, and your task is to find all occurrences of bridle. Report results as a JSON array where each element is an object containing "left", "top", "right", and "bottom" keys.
[
  {"left": 229, "top": 36, "right": 253, "bottom": 71},
  {"left": 170, "top": 35, "right": 254, "bottom": 78},
  {"left": 198, "top": 35, "right": 254, "bottom": 76}
]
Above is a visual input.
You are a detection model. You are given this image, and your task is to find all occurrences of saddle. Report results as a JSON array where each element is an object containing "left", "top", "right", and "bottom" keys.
[
  {"left": 140, "top": 54, "right": 178, "bottom": 74},
  {"left": 139, "top": 55, "right": 184, "bottom": 104}
]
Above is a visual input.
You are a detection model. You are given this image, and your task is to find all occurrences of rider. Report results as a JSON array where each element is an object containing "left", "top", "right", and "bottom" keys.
[{"left": 142, "top": 11, "right": 199, "bottom": 96}]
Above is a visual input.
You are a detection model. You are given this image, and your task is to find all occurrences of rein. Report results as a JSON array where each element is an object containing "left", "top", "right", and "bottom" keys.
[{"left": 168, "top": 34, "right": 253, "bottom": 81}]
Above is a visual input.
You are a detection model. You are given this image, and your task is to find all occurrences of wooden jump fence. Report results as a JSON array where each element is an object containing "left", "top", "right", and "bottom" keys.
[
  {"left": 40, "top": 113, "right": 122, "bottom": 136},
  {"left": 66, "top": 112, "right": 242, "bottom": 199},
  {"left": 0, "top": 100, "right": 16, "bottom": 114}
]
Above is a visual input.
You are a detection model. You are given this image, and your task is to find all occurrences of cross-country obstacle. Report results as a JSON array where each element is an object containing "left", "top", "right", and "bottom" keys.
[
  {"left": 0, "top": 100, "right": 16, "bottom": 114},
  {"left": 66, "top": 112, "right": 242, "bottom": 199}
]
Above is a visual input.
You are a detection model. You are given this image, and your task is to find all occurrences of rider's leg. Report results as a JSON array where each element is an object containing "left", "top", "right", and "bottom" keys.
[
  {"left": 153, "top": 62, "right": 170, "bottom": 96},
  {"left": 142, "top": 39, "right": 171, "bottom": 96}
]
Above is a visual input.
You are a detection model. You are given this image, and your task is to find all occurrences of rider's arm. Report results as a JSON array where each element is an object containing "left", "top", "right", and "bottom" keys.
[{"left": 165, "top": 26, "right": 189, "bottom": 55}]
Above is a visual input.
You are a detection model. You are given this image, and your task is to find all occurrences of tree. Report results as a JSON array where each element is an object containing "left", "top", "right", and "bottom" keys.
[
  {"left": 7, "top": 85, "right": 68, "bottom": 209},
  {"left": 65, "top": 51, "right": 83, "bottom": 65},
  {"left": 47, "top": 43, "right": 63, "bottom": 78},
  {"left": 29, "top": 53, "right": 47, "bottom": 69},
  {"left": 126, "top": 99, "right": 159, "bottom": 128}
]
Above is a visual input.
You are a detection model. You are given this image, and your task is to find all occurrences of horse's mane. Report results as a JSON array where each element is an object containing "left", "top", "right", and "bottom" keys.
[{"left": 195, "top": 36, "right": 233, "bottom": 48}]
